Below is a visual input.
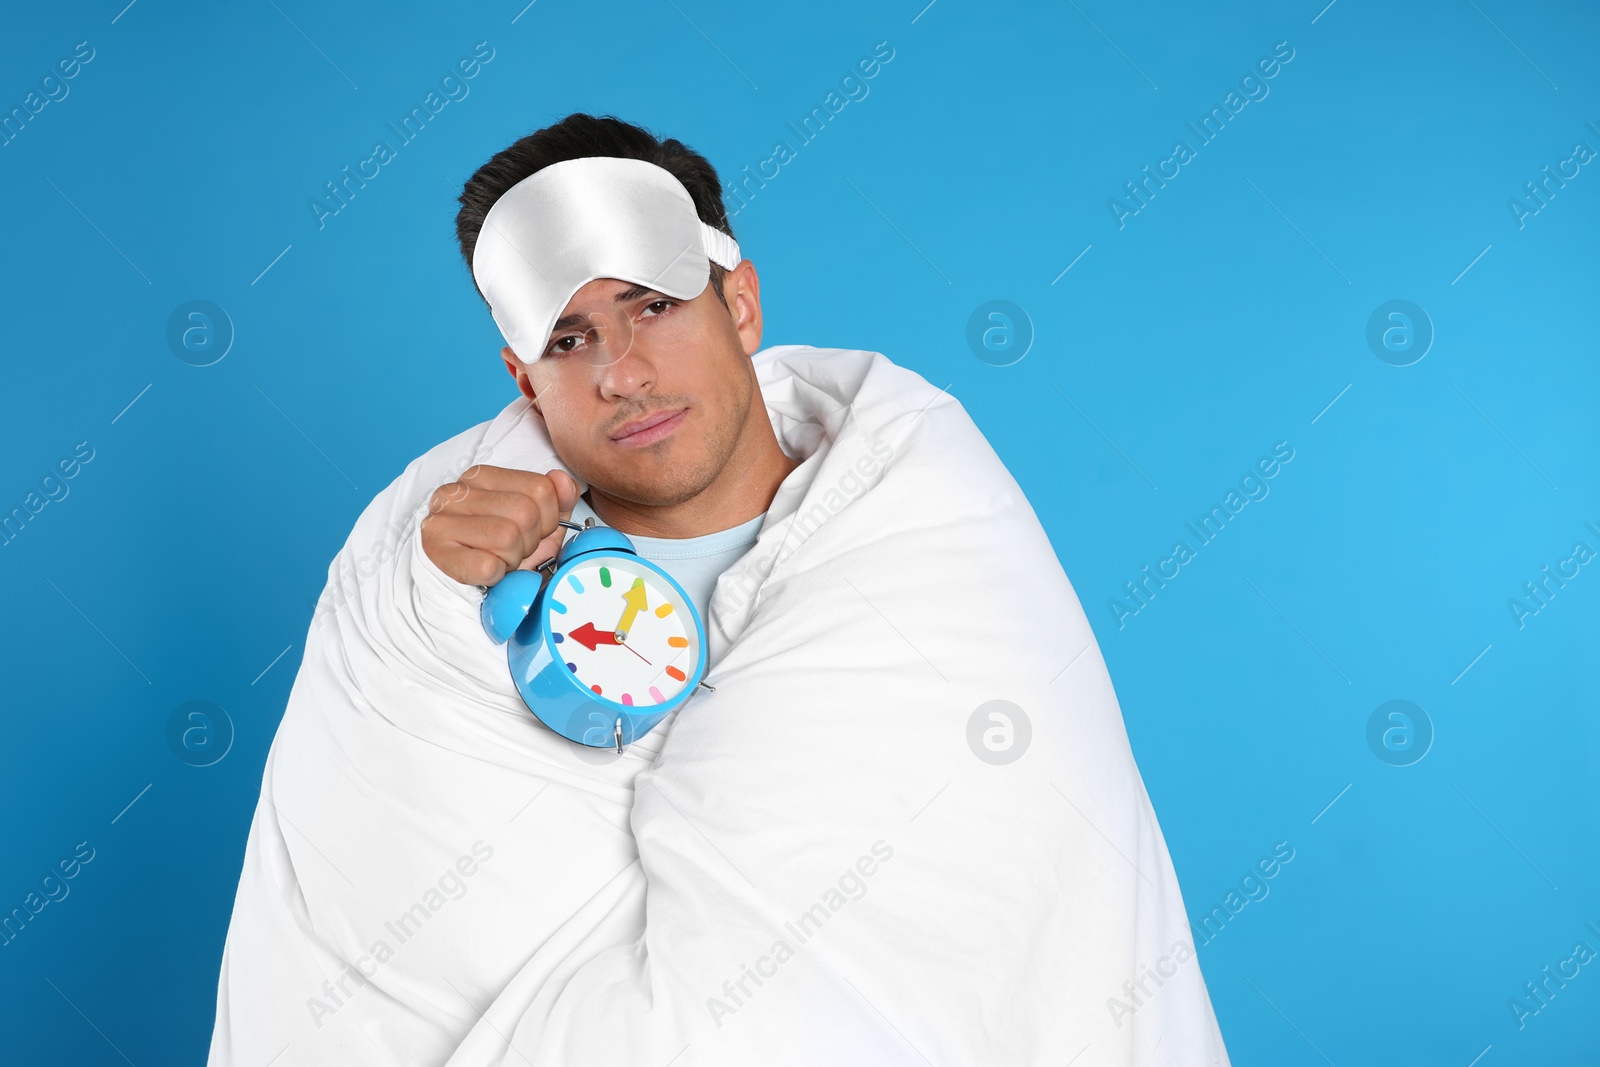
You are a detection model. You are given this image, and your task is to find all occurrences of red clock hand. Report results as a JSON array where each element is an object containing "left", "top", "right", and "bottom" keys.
[
  {"left": 568, "top": 621, "right": 619, "bottom": 651},
  {"left": 569, "top": 621, "right": 652, "bottom": 665}
]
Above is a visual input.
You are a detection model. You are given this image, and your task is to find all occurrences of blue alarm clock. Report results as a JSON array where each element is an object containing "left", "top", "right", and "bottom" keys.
[{"left": 480, "top": 518, "right": 711, "bottom": 752}]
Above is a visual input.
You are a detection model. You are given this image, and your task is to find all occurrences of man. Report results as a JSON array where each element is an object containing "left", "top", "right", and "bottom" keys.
[
  {"left": 210, "top": 113, "right": 1230, "bottom": 1066},
  {"left": 421, "top": 112, "right": 798, "bottom": 626}
]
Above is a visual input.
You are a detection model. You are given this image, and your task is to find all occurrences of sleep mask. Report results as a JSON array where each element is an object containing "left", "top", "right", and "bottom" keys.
[{"left": 470, "top": 156, "right": 742, "bottom": 366}]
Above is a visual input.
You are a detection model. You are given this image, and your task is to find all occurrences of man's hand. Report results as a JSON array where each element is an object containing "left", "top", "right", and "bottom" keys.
[{"left": 421, "top": 465, "right": 582, "bottom": 587}]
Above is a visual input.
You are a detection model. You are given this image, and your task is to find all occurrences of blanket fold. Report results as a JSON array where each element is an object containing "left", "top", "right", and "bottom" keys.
[{"left": 209, "top": 345, "right": 1229, "bottom": 1067}]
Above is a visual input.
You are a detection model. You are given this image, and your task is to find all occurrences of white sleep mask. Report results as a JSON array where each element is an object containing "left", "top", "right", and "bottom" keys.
[{"left": 471, "top": 155, "right": 742, "bottom": 364}]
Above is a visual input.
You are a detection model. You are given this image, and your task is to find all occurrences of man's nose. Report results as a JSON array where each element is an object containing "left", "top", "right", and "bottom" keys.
[
  {"left": 570, "top": 308, "right": 635, "bottom": 368},
  {"left": 594, "top": 326, "right": 656, "bottom": 396}
]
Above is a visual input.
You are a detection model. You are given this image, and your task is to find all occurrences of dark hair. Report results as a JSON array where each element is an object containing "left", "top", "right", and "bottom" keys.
[{"left": 454, "top": 113, "right": 735, "bottom": 309}]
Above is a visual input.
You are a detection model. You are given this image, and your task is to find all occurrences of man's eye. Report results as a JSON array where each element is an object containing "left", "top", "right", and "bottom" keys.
[
  {"left": 544, "top": 301, "right": 672, "bottom": 358},
  {"left": 545, "top": 334, "right": 583, "bottom": 358}
]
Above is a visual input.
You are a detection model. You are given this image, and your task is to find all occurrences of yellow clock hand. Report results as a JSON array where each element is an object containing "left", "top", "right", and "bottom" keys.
[{"left": 613, "top": 577, "right": 648, "bottom": 640}]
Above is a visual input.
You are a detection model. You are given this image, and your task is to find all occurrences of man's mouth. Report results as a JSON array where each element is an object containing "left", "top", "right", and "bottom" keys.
[{"left": 610, "top": 407, "right": 688, "bottom": 447}]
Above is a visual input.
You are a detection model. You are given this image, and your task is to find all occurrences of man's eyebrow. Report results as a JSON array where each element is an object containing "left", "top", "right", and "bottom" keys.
[{"left": 549, "top": 284, "right": 663, "bottom": 333}]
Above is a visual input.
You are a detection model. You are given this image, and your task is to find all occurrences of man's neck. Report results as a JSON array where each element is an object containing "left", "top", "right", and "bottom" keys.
[{"left": 585, "top": 421, "right": 802, "bottom": 540}]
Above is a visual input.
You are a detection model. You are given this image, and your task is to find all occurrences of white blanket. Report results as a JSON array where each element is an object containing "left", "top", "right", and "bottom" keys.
[{"left": 209, "top": 344, "right": 1230, "bottom": 1066}]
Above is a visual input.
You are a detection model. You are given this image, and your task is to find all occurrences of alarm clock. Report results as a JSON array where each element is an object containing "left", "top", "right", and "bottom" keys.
[{"left": 480, "top": 518, "right": 712, "bottom": 752}]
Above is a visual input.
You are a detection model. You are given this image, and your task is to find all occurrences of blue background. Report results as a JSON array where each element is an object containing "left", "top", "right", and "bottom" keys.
[{"left": 2, "top": 0, "right": 1597, "bottom": 1063}]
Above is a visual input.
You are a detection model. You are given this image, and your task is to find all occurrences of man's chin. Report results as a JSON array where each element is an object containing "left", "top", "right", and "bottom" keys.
[{"left": 588, "top": 465, "right": 715, "bottom": 512}]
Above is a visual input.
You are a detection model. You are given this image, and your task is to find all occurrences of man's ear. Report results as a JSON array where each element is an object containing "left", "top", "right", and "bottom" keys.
[
  {"left": 724, "top": 260, "right": 763, "bottom": 357},
  {"left": 502, "top": 346, "right": 540, "bottom": 408}
]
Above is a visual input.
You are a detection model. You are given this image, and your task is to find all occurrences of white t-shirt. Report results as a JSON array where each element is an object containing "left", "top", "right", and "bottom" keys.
[{"left": 566, "top": 493, "right": 766, "bottom": 627}]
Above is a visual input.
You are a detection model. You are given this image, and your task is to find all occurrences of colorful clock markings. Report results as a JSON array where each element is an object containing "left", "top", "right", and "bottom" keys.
[{"left": 548, "top": 557, "right": 699, "bottom": 711}]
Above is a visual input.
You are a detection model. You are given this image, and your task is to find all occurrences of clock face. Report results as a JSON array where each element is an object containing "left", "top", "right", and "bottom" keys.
[{"left": 544, "top": 554, "right": 699, "bottom": 708}]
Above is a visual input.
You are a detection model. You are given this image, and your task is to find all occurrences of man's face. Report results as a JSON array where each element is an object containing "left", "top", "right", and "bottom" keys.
[{"left": 506, "top": 265, "right": 762, "bottom": 509}]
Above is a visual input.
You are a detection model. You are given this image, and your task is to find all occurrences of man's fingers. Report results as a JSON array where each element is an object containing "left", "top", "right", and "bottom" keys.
[
  {"left": 438, "top": 485, "right": 550, "bottom": 531},
  {"left": 457, "top": 464, "right": 563, "bottom": 497},
  {"left": 523, "top": 525, "right": 569, "bottom": 573},
  {"left": 421, "top": 513, "right": 528, "bottom": 575},
  {"left": 422, "top": 465, "right": 585, "bottom": 585},
  {"left": 442, "top": 546, "right": 517, "bottom": 588},
  {"left": 433, "top": 485, "right": 557, "bottom": 557}
]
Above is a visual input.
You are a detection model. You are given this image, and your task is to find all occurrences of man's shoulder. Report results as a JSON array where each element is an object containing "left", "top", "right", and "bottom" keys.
[
  {"left": 403, "top": 394, "right": 564, "bottom": 494},
  {"left": 332, "top": 396, "right": 559, "bottom": 560}
]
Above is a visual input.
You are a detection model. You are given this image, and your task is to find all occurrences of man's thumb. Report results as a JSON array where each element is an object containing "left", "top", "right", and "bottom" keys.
[{"left": 550, "top": 468, "right": 582, "bottom": 519}]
